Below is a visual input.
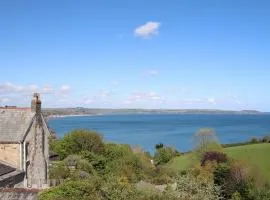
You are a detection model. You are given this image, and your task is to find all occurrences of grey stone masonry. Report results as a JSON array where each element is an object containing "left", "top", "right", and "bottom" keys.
[{"left": 0, "top": 93, "right": 50, "bottom": 189}]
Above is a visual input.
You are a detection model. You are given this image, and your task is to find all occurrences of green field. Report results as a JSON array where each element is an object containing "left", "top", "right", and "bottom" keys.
[{"left": 167, "top": 143, "right": 270, "bottom": 180}]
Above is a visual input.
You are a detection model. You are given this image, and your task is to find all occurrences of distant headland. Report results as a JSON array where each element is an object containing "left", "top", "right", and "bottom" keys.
[{"left": 42, "top": 107, "right": 264, "bottom": 118}]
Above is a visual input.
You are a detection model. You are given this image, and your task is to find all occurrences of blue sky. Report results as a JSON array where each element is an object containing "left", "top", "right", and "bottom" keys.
[{"left": 0, "top": 0, "right": 269, "bottom": 111}]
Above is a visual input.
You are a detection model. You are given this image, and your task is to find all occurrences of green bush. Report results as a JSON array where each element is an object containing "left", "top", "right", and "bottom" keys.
[
  {"left": 39, "top": 177, "right": 179, "bottom": 200},
  {"left": 38, "top": 179, "right": 102, "bottom": 200},
  {"left": 49, "top": 161, "right": 70, "bottom": 179},
  {"left": 79, "top": 150, "right": 107, "bottom": 174},
  {"left": 100, "top": 176, "right": 138, "bottom": 200},
  {"left": 262, "top": 135, "right": 270, "bottom": 143},
  {"left": 64, "top": 155, "right": 95, "bottom": 174},
  {"left": 231, "top": 192, "right": 242, "bottom": 200},
  {"left": 154, "top": 147, "right": 176, "bottom": 165},
  {"left": 149, "top": 166, "right": 175, "bottom": 185},
  {"left": 250, "top": 137, "right": 259, "bottom": 144},
  {"left": 155, "top": 143, "right": 164, "bottom": 149},
  {"left": 247, "top": 182, "right": 270, "bottom": 200},
  {"left": 52, "top": 129, "right": 105, "bottom": 159},
  {"left": 137, "top": 188, "right": 178, "bottom": 200},
  {"left": 49, "top": 155, "right": 96, "bottom": 181},
  {"left": 213, "top": 161, "right": 267, "bottom": 199},
  {"left": 104, "top": 143, "right": 133, "bottom": 161},
  {"left": 72, "top": 170, "right": 91, "bottom": 180},
  {"left": 175, "top": 172, "right": 222, "bottom": 200}
]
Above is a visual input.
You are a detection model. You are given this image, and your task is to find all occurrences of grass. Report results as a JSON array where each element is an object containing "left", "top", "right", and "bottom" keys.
[{"left": 167, "top": 143, "right": 270, "bottom": 180}]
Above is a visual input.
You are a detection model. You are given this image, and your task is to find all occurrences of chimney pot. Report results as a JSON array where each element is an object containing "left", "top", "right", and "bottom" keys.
[{"left": 31, "top": 93, "right": 41, "bottom": 113}]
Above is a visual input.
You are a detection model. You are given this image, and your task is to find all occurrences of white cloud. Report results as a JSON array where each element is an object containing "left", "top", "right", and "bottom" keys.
[
  {"left": 180, "top": 97, "right": 218, "bottom": 105},
  {"left": 145, "top": 69, "right": 159, "bottom": 76},
  {"left": 0, "top": 82, "right": 26, "bottom": 94},
  {"left": 0, "top": 82, "right": 73, "bottom": 106},
  {"left": 60, "top": 85, "right": 71, "bottom": 94},
  {"left": 127, "top": 91, "right": 165, "bottom": 103},
  {"left": 207, "top": 97, "right": 217, "bottom": 104},
  {"left": 134, "top": 21, "right": 161, "bottom": 38},
  {"left": 182, "top": 98, "right": 203, "bottom": 104},
  {"left": 41, "top": 85, "right": 54, "bottom": 94},
  {"left": 0, "top": 82, "right": 58, "bottom": 95}
]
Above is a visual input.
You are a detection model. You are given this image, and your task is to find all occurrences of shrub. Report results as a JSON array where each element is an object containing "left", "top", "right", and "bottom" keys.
[
  {"left": 100, "top": 176, "right": 138, "bottom": 200},
  {"left": 72, "top": 170, "right": 91, "bottom": 180},
  {"left": 189, "top": 162, "right": 217, "bottom": 184},
  {"left": 201, "top": 151, "right": 228, "bottom": 166},
  {"left": 104, "top": 154, "right": 140, "bottom": 182},
  {"left": 79, "top": 151, "right": 107, "bottom": 174},
  {"left": 104, "top": 143, "right": 133, "bottom": 161},
  {"left": 262, "top": 135, "right": 270, "bottom": 143},
  {"left": 175, "top": 173, "right": 222, "bottom": 200},
  {"left": 150, "top": 173, "right": 172, "bottom": 185},
  {"left": 213, "top": 163, "right": 233, "bottom": 198},
  {"left": 155, "top": 143, "right": 164, "bottom": 149},
  {"left": 38, "top": 179, "right": 102, "bottom": 200},
  {"left": 247, "top": 182, "right": 270, "bottom": 200},
  {"left": 62, "top": 155, "right": 95, "bottom": 179},
  {"left": 49, "top": 161, "right": 70, "bottom": 179},
  {"left": 213, "top": 161, "right": 252, "bottom": 199},
  {"left": 149, "top": 166, "right": 175, "bottom": 185},
  {"left": 76, "top": 159, "right": 95, "bottom": 174},
  {"left": 154, "top": 147, "right": 176, "bottom": 165},
  {"left": 231, "top": 192, "right": 242, "bottom": 200},
  {"left": 250, "top": 137, "right": 259, "bottom": 143},
  {"left": 64, "top": 155, "right": 82, "bottom": 167},
  {"left": 137, "top": 188, "right": 178, "bottom": 200},
  {"left": 52, "top": 129, "right": 105, "bottom": 159}
]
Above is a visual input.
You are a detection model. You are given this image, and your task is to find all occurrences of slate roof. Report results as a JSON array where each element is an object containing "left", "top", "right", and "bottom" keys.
[
  {"left": 0, "top": 163, "right": 16, "bottom": 176},
  {"left": 0, "top": 108, "right": 35, "bottom": 142}
]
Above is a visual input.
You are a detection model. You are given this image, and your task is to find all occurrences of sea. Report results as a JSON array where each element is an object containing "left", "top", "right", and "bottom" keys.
[{"left": 48, "top": 114, "right": 270, "bottom": 153}]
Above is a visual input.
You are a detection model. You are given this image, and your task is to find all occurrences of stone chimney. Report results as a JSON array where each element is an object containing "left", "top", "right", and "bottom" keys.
[{"left": 31, "top": 93, "right": 41, "bottom": 113}]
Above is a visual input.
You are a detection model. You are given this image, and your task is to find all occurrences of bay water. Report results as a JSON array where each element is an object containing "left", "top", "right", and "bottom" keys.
[{"left": 48, "top": 114, "right": 270, "bottom": 153}]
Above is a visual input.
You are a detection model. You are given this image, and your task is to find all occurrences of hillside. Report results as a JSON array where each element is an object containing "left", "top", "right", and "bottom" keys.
[{"left": 167, "top": 143, "right": 270, "bottom": 180}]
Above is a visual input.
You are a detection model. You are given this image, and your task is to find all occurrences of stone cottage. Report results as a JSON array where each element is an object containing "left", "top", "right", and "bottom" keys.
[{"left": 0, "top": 93, "right": 50, "bottom": 188}]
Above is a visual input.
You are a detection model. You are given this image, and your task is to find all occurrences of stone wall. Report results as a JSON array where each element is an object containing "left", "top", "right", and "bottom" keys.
[
  {"left": 0, "top": 188, "right": 38, "bottom": 200},
  {"left": 25, "top": 114, "right": 49, "bottom": 188},
  {"left": 0, "top": 144, "right": 20, "bottom": 168}
]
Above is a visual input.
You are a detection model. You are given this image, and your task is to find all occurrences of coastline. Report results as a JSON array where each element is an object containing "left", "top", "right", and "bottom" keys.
[
  {"left": 45, "top": 111, "right": 267, "bottom": 121},
  {"left": 47, "top": 114, "right": 97, "bottom": 120}
]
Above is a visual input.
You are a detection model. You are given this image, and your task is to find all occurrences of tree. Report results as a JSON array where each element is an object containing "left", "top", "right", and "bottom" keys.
[
  {"left": 52, "top": 129, "right": 105, "bottom": 159},
  {"left": 194, "top": 128, "right": 223, "bottom": 160}
]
